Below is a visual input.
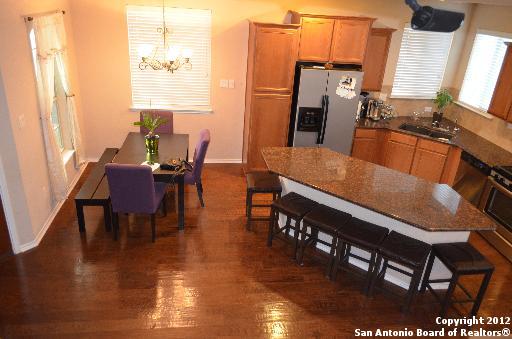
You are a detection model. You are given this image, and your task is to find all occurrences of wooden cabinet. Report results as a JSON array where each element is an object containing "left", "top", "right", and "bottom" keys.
[
  {"left": 291, "top": 12, "right": 374, "bottom": 64},
  {"left": 384, "top": 132, "right": 418, "bottom": 174},
  {"left": 243, "top": 22, "right": 300, "bottom": 171},
  {"left": 362, "top": 28, "right": 395, "bottom": 92},
  {"left": 489, "top": 43, "right": 512, "bottom": 121},
  {"left": 330, "top": 18, "right": 373, "bottom": 64},
  {"left": 297, "top": 17, "right": 335, "bottom": 62},
  {"left": 252, "top": 25, "right": 301, "bottom": 93},
  {"left": 410, "top": 139, "right": 450, "bottom": 183},
  {"left": 247, "top": 95, "right": 292, "bottom": 169},
  {"left": 351, "top": 128, "right": 386, "bottom": 164},
  {"left": 352, "top": 128, "right": 462, "bottom": 185}
]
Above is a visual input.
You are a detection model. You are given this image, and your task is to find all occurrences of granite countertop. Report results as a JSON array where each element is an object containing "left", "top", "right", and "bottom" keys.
[
  {"left": 262, "top": 147, "right": 497, "bottom": 232},
  {"left": 356, "top": 117, "right": 512, "bottom": 167}
]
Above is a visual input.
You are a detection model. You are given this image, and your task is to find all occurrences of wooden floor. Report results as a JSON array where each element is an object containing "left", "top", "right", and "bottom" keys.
[{"left": 0, "top": 164, "right": 511, "bottom": 338}]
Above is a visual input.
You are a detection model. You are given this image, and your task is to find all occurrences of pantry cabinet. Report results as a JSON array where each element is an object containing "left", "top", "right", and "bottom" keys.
[{"left": 243, "top": 22, "right": 300, "bottom": 171}]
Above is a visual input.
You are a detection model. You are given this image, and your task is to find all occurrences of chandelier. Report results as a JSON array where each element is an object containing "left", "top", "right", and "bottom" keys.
[{"left": 137, "top": 1, "right": 192, "bottom": 73}]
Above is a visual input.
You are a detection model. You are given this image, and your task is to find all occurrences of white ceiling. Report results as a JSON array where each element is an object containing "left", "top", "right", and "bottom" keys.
[{"left": 443, "top": 0, "right": 512, "bottom": 6}]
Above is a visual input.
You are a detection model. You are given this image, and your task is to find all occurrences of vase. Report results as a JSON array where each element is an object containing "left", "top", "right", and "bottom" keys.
[{"left": 145, "top": 134, "right": 160, "bottom": 154}]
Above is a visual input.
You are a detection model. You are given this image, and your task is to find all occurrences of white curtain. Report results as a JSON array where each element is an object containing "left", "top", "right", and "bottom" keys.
[{"left": 32, "top": 13, "right": 84, "bottom": 201}]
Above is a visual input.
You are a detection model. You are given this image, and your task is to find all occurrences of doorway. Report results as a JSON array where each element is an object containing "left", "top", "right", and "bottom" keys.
[{"left": 0, "top": 193, "right": 13, "bottom": 260}]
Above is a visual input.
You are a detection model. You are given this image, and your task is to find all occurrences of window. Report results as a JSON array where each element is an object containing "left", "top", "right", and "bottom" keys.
[
  {"left": 391, "top": 26, "right": 454, "bottom": 99},
  {"left": 29, "top": 29, "right": 70, "bottom": 151},
  {"left": 458, "top": 31, "right": 512, "bottom": 112},
  {"left": 126, "top": 6, "right": 212, "bottom": 112}
]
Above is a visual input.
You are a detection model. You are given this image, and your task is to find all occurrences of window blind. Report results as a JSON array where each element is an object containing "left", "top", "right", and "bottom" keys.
[
  {"left": 391, "top": 27, "right": 453, "bottom": 99},
  {"left": 126, "top": 6, "right": 211, "bottom": 112},
  {"left": 458, "top": 32, "right": 512, "bottom": 112}
]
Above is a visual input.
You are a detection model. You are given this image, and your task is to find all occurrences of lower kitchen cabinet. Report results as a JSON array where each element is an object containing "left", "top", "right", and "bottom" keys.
[
  {"left": 352, "top": 128, "right": 461, "bottom": 185},
  {"left": 384, "top": 140, "right": 416, "bottom": 174},
  {"left": 351, "top": 129, "right": 379, "bottom": 164}
]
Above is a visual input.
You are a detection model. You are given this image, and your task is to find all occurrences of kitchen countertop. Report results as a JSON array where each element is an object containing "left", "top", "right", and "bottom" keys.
[
  {"left": 356, "top": 116, "right": 512, "bottom": 167},
  {"left": 262, "top": 147, "right": 497, "bottom": 232}
]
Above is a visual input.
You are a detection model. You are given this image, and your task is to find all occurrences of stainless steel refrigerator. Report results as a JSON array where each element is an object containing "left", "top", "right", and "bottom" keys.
[{"left": 288, "top": 65, "right": 363, "bottom": 156}]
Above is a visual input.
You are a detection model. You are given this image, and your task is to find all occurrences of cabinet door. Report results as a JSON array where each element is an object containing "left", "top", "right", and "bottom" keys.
[
  {"left": 330, "top": 19, "right": 372, "bottom": 64},
  {"left": 253, "top": 26, "right": 299, "bottom": 93},
  {"left": 352, "top": 138, "right": 378, "bottom": 163},
  {"left": 362, "top": 28, "right": 394, "bottom": 91},
  {"left": 298, "top": 17, "right": 335, "bottom": 62},
  {"left": 410, "top": 149, "right": 447, "bottom": 183},
  {"left": 488, "top": 45, "right": 512, "bottom": 120},
  {"left": 247, "top": 94, "right": 292, "bottom": 170},
  {"left": 384, "top": 141, "right": 416, "bottom": 174}
]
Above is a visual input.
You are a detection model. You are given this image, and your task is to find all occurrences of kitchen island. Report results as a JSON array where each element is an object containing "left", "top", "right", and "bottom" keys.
[{"left": 262, "top": 147, "right": 497, "bottom": 289}]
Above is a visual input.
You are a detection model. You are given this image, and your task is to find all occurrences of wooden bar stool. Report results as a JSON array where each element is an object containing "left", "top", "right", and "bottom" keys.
[
  {"left": 245, "top": 171, "right": 282, "bottom": 231},
  {"left": 368, "top": 231, "right": 431, "bottom": 314},
  {"left": 267, "top": 192, "right": 318, "bottom": 259},
  {"left": 331, "top": 218, "right": 388, "bottom": 293},
  {"left": 420, "top": 242, "right": 494, "bottom": 317},
  {"left": 296, "top": 204, "right": 352, "bottom": 277}
]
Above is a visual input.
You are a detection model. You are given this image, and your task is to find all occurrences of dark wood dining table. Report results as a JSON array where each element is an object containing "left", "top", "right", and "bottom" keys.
[{"left": 112, "top": 132, "right": 189, "bottom": 230}]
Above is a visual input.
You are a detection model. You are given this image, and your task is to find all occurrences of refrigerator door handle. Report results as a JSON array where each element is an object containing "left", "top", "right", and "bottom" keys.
[
  {"left": 319, "top": 94, "right": 330, "bottom": 144},
  {"left": 316, "top": 95, "right": 326, "bottom": 144}
]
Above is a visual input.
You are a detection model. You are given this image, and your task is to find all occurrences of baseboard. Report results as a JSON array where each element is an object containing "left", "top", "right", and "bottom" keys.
[
  {"left": 87, "top": 157, "right": 242, "bottom": 164},
  {"left": 16, "top": 164, "right": 86, "bottom": 253},
  {"left": 204, "top": 159, "right": 242, "bottom": 164}
]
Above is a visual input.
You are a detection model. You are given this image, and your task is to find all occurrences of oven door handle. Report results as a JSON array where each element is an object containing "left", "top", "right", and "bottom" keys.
[{"left": 478, "top": 176, "right": 512, "bottom": 211}]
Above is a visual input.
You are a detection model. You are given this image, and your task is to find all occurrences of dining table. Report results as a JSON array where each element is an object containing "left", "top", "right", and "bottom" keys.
[{"left": 112, "top": 132, "right": 190, "bottom": 230}]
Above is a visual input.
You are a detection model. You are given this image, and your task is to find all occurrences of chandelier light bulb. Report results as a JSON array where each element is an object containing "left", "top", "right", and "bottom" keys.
[
  {"left": 166, "top": 46, "right": 181, "bottom": 61},
  {"left": 138, "top": 44, "right": 154, "bottom": 58},
  {"left": 183, "top": 48, "right": 193, "bottom": 59}
]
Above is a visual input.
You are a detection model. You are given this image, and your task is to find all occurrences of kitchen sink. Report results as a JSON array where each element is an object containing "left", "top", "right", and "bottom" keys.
[{"left": 398, "top": 123, "right": 455, "bottom": 141}]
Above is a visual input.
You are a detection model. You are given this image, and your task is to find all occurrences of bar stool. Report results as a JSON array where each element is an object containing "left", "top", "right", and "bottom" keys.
[
  {"left": 420, "top": 242, "right": 494, "bottom": 317},
  {"left": 267, "top": 192, "right": 318, "bottom": 259},
  {"left": 368, "top": 231, "right": 431, "bottom": 314},
  {"left": 331, "top": 218, "right": 389, "bottom": 293},
  {"left": 245, "top": 171, "right": 282, "bottom": 231},
  {"left": 296, "top": 204, "right": 351, "bottom": 276}
]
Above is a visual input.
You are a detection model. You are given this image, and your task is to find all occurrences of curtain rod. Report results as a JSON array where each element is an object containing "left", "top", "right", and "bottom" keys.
[{"left": 23, "top": 10, "right": 65, "bottom": 22}]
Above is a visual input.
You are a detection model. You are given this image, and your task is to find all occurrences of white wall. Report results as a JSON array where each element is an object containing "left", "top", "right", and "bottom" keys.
[{"left": 0, "top": 0, "right": 84, "bottom": 251}]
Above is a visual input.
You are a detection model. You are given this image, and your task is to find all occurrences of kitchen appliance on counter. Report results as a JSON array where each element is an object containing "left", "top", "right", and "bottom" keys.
[
  {"left": 288, "top": 63, "right": 363, "bottom": 156},
  {"left": 478, "top": 165, "right": 512, "bottom": 262}
]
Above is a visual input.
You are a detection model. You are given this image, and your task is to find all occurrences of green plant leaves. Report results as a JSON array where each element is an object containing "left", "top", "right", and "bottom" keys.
[{"left": 133, "top": 112, "right": 169, "bottom": 135}]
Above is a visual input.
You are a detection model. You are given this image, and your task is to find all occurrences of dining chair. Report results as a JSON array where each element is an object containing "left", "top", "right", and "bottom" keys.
[
  {"left": 105, "top": 163, "right": 167, "bottom": 242},
  {"left": 139, "top": 111, "right": 174, "bottom": 135},
  {"left": 185, "top": 129, "right": 210, "bottom": 207}
]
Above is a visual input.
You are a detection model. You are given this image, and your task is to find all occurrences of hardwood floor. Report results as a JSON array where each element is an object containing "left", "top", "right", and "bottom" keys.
[{"left": 0, "top": 164, "right": 510, "bottom": 337}]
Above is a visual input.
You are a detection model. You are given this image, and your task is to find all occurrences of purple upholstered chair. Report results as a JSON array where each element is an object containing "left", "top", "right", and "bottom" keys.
[
  {"left": 185, "top": 129, "right": 210, "bottom": 207},
  {"left": 139, "top": 111, "right": 174, "bottom": 135},
  {"left": 105, "top": 163, "right": 168, "bottom": 242}
]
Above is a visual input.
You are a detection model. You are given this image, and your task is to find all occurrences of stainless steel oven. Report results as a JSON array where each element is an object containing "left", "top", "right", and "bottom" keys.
[{"left": 478, "top": 167, "right": 512, "bottom": 262}]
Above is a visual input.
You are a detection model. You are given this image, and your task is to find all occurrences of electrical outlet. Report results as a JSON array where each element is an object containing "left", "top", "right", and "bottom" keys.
[
  {"left": 379, "top": 93, "right": 387, "bottom": 101},
  {"left": 424, "top": 107, "right": 432, "bottom": 113},
  {"left": 228, "top": 80, "right": 235, "bottom": 89},
  {"left": 18, "top": 114, "right": 25, "bottom": 129},
  {"left": 507, "top": 123, "right": 512, "bottom": 130},
  {"left": 220, "top": 79, "right": 228, "bottom": 88}
]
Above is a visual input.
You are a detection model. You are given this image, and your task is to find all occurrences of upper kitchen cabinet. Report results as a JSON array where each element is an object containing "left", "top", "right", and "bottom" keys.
[
  {"left": 243, "top": 22, "right": 300, "bottom": 171},
  {"left": 362, "top": 28, "right": 395, "bottom": 92},
  {"left": 290, "top": 12, "right": 374, "bottom": 64},
  {"left": 330, "top": 18, "right": 374, "bottom": 64},
  {"left": 488, "top": 43, "right": 512, "bottom": 122},
  {"left": 251, "top": 23, "right": 301, "bottom": 93}
]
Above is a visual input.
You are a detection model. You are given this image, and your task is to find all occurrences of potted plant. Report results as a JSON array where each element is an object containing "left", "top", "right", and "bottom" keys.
[
  {"left": 133, "top": 113, "right": 168, "bottom": 154},
  {"left": 432, "top": 89, "right": 453, "bottom": 124}
]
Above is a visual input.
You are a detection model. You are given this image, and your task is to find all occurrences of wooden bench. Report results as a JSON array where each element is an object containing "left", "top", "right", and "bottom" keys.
[{"left": 75, "top": 148, "right": 118, "bottom": 233}]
